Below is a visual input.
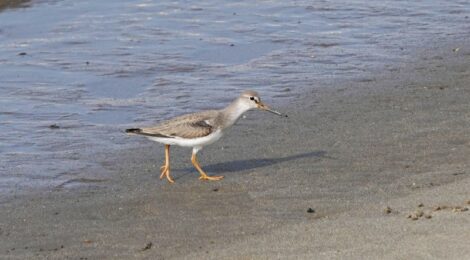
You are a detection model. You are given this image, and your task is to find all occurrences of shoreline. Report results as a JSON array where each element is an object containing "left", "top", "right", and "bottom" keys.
[{"left": 1, "top": 40, "right": 470, "bottom": 259}]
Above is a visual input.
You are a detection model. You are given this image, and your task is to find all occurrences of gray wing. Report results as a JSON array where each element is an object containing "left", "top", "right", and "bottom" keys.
[{"left": 138, "top": 110, "right": 219, "bottom": 139}]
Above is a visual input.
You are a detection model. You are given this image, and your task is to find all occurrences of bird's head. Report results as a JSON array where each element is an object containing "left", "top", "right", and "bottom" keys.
[{"left": 239, "top": 90, "right": 286, "bottom": 117}]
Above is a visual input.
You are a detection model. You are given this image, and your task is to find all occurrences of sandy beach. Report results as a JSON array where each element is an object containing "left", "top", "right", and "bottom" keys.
[{"left": 1, "top": 40, "right": 470, "bottom": 259}]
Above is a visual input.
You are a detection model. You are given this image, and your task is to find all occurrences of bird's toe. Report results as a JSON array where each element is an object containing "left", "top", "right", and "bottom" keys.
[{"left": 199, "top": 175, "right": 224, "bottom": 181}]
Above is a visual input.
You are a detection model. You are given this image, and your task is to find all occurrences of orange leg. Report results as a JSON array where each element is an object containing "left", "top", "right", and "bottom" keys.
[
  {"left": 191, "top": 152, "right": 224, "bottom": 181},
  {"left": 159, "top": 144, "right": 174, "bottom": 183}
]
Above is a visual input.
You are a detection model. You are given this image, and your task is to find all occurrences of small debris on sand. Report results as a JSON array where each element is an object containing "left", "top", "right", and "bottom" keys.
[
  {"left": 18, "top": 52, "right": 27, "bottom": 56},
  {"left": 141, "top": 242, "right": 152, "bottom": 251},
  {"left": 407, "top": 210, "right": 424, "bottom": 220},
  {"left": 452, "top": 207, "right": 468, "bottom": 213},
  {"left": 418, "top": 203, "right": 424, "bottom": 207},
  {"left": 49, "top": 124, "right": 60, "bottom": 129},
  {"left": 307, "top": 208, "right": 315, "bottom": 213},
  {"left": 424, "top": 214, "right": 432, "bottom": 219},
  {"left": 415, "top": 210, "right": 424, "bottom": 217},
  {"left": 384, "top": 206, "right": 392, "bottom": 214},
  {"left": 212, "top": 188, "right": 219, "bottom": 192},
  {"left": 433, "top": 206, "right": 442, "bottom": 211}
]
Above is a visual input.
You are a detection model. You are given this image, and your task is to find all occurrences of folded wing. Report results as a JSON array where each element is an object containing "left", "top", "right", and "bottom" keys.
[{"left": 127, "top": 110, "right": 219, "bottom": 139}]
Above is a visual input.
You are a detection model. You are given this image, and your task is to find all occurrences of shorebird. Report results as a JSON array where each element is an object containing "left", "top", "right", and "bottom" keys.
[{"left": 125, "top": 90, "right": 285, "bottom": 183}]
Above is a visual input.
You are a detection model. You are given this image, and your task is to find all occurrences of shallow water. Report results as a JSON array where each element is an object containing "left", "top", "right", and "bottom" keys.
[{"left": 1, "top": 0, "right": 469, "bottom": 194}]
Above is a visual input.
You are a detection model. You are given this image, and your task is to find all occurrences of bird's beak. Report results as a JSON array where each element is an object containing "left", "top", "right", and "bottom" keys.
[{"left": 257, "top": 102, "right": 286, "bottom": 117}]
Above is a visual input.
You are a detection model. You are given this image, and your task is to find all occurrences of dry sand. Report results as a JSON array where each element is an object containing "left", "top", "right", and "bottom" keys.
[{"left": 1, "top": 42, "right": 470, "bottom": 259}]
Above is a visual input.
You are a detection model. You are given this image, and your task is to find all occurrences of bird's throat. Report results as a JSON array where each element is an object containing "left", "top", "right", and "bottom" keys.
[{"left": 219, "top": 99, "right": 251, "bottom": 129}]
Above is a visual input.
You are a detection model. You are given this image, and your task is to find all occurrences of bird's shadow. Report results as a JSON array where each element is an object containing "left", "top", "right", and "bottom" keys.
[{"left": 180, "top": 150, "right": 332, "bottom": 174}]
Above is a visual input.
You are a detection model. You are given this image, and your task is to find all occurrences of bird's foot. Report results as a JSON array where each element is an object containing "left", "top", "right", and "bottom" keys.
[
  {"left": 160, "top": 165, "right": 174, "bottom": 183},
  {"left": 199, "top": 175, "right": 224, "bottom": 181},
  {"left": 159, "top": 165, "right": 168, "bottom": 178}
]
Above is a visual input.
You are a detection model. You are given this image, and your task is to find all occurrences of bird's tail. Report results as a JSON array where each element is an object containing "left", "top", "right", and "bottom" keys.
[
  {"left": 125, "top": 128, "right": 142, "bottom": 134},
  {"left": 125, "top": 128, "right": 171, "bottom": 138}
]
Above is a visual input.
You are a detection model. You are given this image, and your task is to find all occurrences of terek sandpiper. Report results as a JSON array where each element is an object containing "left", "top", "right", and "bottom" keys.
[{"left": 125, "top": 90, "right": 285, "bottom": 183}]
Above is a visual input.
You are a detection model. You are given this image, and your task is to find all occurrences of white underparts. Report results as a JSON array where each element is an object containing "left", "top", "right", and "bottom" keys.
[{"left": 147, "top": 129, "right": 223, "bottom": 152}]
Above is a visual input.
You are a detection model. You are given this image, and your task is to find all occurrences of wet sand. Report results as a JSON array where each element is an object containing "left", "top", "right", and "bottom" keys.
[
  {"left": 1, "top": 42, "right": 470, "bottom": 259},
  {"left": 3, "top": 0, "right": 470, "bottom": 191}
]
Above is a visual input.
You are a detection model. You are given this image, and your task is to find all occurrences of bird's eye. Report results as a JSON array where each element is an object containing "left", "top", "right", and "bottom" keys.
[{"left": 250, "top": 97, "right": 255, "bottom": 101}]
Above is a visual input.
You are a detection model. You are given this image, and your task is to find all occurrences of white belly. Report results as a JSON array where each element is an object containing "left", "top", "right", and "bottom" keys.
[{"left": 147, "top": 129, "right": 223, "bottom": 148}]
